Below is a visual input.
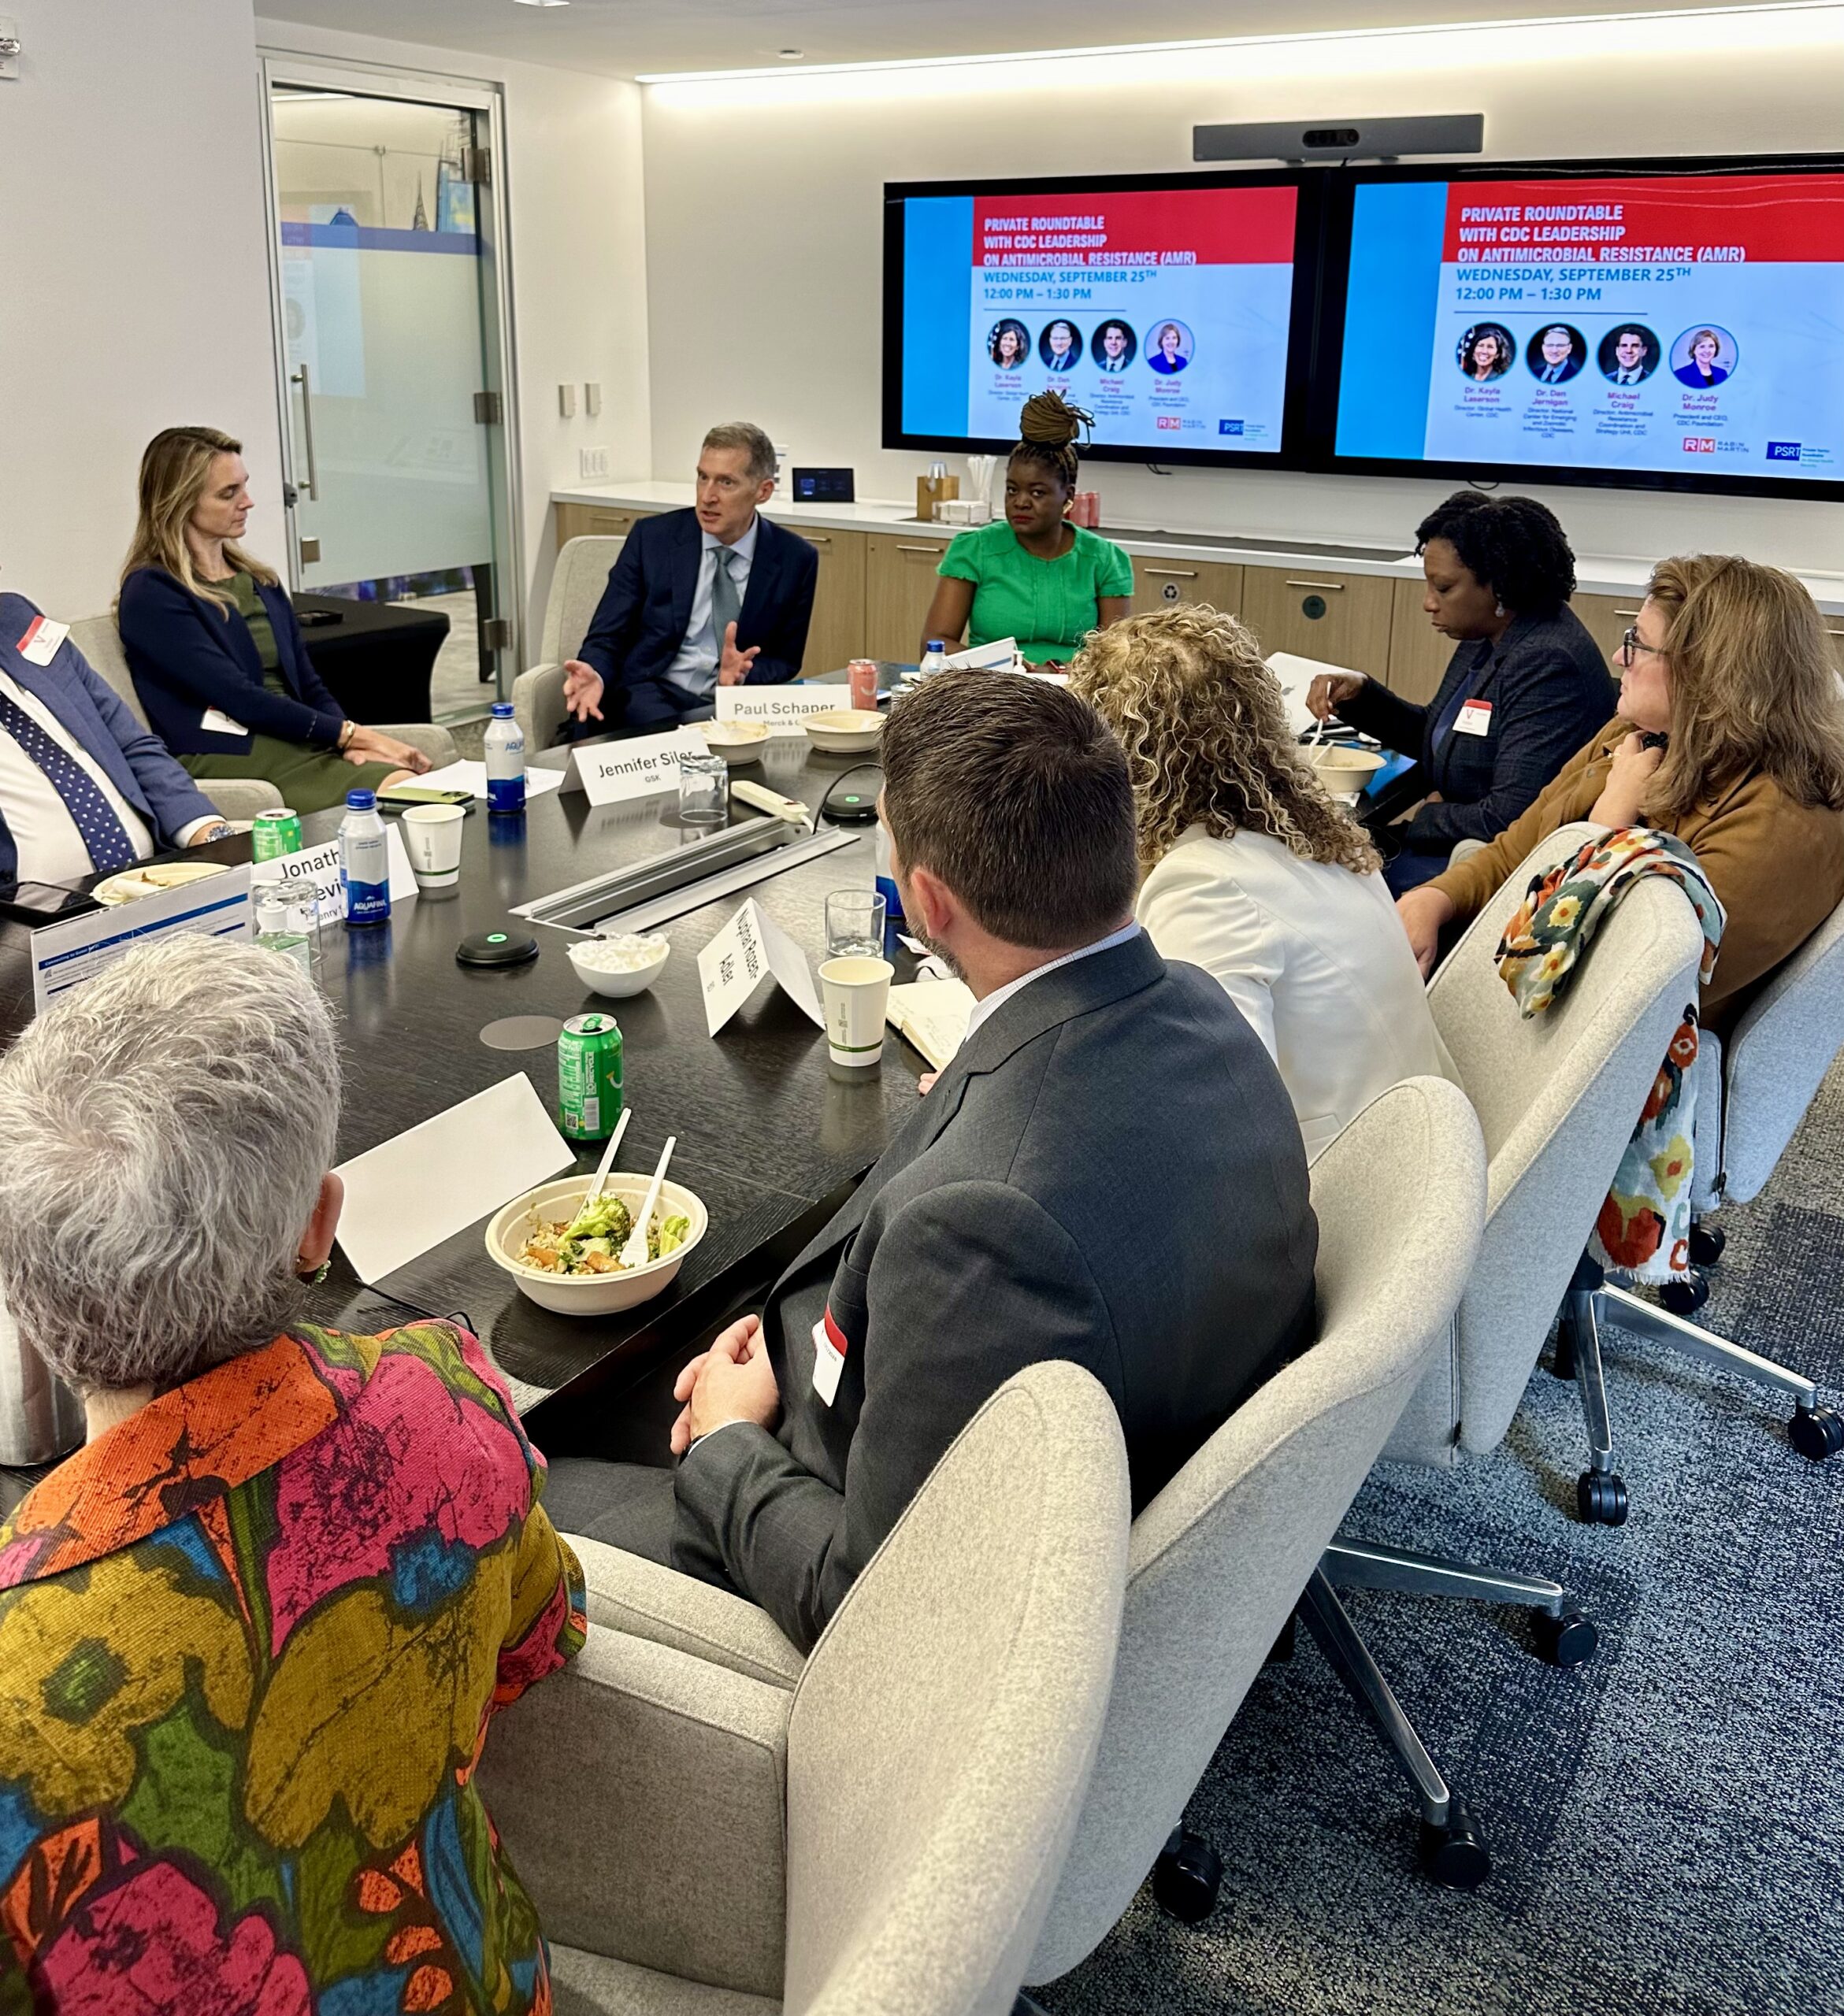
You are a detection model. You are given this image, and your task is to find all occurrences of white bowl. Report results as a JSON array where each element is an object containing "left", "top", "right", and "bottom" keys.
[
  {"left": 568, "top": 932, "right": 671, "bottom": 998},
  {"left": 699, "top": 720, "right": 771, "bottom": 760},
  {"left": 803, "top": 708, "right": 884, "bottom": 755},
  {"left": 486, "top": 1173, "right": 708, "bottom": 1315},
  {"left": 1307, "top": 743, "right": 1388, "bottom": 785}
]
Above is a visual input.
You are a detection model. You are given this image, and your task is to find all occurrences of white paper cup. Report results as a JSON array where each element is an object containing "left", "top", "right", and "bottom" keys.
[
  {"left": 401, "top": 802, "right": 466, "bottom": 888},
  {"left": 820, "top": 955, "right": 892, "bottom": 1069}
]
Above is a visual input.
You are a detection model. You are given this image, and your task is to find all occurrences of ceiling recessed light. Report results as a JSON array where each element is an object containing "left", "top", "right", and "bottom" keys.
[
  {"left": 512, "top": 2, "right": 570, "bottom": 9},
  {"left": 777, "top": 49, "right": 804, "bottom": 60}
]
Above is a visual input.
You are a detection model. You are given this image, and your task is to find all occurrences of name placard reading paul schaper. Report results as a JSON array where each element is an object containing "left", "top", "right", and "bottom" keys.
[{"left": 715, "top": 685, "right": 851, "bottom": 738}]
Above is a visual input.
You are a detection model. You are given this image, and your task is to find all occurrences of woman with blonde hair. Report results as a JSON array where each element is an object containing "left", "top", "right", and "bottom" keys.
[
  {"left": 118, "top": 427, "right": 429, "bottom": 813},
  {"left": 1070, "top": 604, "right": 1455, "bottom": 1158},
  {"left": 1400, "top": 554, "right": 1844, "bottom": 1036}
]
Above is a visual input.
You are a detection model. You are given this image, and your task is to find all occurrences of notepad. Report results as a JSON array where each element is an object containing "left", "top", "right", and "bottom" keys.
[
  {"left": 1267, "top": 651, "right": 1361, "bottom": 738},
  {"left": 885, "top": 977, "right": 976, "bottom": 1070}
]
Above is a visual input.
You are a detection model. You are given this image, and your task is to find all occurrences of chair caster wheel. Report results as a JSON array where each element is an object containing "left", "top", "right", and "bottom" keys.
[
  {"left": 1687, "top": 1222, "right": 1726, "bottom": 1268},
  {"left": 1576, "top": 1469, "right": 1630, "bottom": 1525},
  {"left": 1419, "top": 1797, "right": 1491, "bottom": 1889},
  {"left": 1152, "top": 1828, "right": 1222, "bottom": 1924},
  {"left": 1790, "top": 1403, "right": 1844, "bottom": 1462},
  {"left": 1660, "top": 1272, "right": 1710, "bottom": 1317},
  {"left": 1533, "top": 1607, "right": 1599, "bottom": 1668}
]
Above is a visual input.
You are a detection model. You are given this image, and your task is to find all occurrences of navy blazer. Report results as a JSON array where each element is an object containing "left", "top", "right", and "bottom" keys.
[
  {"left": 118, "top": 567, "right": 347, "bottom": 758},
  {"left": 1341, "top": 606, "right": 1618, "bottom": 855},
  {"left": 0, "top": 593, "right": 221, "bottom": 884},
  {"left": 575, "top": 510, "right": 819, "bottom": 732}
]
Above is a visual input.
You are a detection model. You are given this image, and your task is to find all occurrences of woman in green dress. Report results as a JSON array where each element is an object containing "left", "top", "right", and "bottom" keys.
[
  {"left": 920, "top": 393, "right": 1133, "bottom": 667},
  {"left": 118, "top": 427, "right": 431, "bottom": 815}
]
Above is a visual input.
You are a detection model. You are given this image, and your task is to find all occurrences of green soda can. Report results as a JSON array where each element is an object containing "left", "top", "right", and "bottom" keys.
[
  {"left": 252, "top": 808, "right": 304, "bottom": 861},
  {"left": 558, "top": 1012, "right": 624, "bottom": 1141}
]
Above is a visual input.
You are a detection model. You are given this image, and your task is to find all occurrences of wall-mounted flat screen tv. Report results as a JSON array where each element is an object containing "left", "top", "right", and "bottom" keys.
[
  {"left": 883, "top": 172, "right": 1321, "bottom": 469},
  {"left": 1319, "top": 155, "right": 1844, "bottom": 499}
]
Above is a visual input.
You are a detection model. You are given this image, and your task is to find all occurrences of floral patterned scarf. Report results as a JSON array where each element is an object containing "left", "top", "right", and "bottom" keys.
[{"left": 1495, "top": 827, "right": 1724, "bottom": 1284}]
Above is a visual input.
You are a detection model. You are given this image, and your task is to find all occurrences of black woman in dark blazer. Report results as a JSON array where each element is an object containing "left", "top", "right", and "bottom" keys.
[{"left": 1307, "top": 491, "right": 1618, "bottom": 895}]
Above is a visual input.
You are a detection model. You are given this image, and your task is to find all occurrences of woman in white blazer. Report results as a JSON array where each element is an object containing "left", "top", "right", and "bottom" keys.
[{"left": 1071, "top": 606, "right": 1457, "bottom": 1159}]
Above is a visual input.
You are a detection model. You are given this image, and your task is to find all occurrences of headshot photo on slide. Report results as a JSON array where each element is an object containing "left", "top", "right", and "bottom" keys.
[
  {"left": 1094, "top": 319, "right": 1137, "bottom": 373},
  {"left": 1672, "top": 324, "right": 1737, "bottom": 388},
  {"left": 1599, "top": 324, "right": 1660, "bottom": 385},
  {"left": 1040, "top": 319, "right": 1084, "bottom": 372},
  {"left": 1146, "top": 321, "right": 1193, "bottom": 375},
  {"left": 1527, "top": 323, "right": 1586, "bottom": 384},
  {"left": 1457, "top": 323, "right": 1515, "bottom": 382},
  {"left": 988, "top": 319, "right": 1030, "bottom": 371}
]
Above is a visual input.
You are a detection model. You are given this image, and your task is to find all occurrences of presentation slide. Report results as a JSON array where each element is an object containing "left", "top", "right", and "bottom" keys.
[
  {"left": 1336, "top": 173, "right": 1844, "bottom": 484},
  {"left": 898, "top": 185, "right": 1298, "bottom": 454}
]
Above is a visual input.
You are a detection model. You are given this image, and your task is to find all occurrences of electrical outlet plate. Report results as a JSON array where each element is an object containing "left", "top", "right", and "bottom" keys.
[{"left": 0, "top": 18, "right": 20, "bottom": 80}]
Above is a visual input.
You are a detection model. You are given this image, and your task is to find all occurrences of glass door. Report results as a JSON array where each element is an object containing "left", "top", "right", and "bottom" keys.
[{"left": 262, "top": 72, "right": 519, "bottom": 716}]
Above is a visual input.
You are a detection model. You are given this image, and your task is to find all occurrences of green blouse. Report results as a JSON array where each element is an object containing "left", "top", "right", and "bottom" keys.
[
  {"left": 937, "top": 521, "right": 1134, "bottom": 664},
  {"left": 214, "top": 569, "right": 286, "bottom": 692}
]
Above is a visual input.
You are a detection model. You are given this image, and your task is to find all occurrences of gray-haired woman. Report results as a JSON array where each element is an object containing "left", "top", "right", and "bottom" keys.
[{"left": 0, "top": 936, "right": 583, "bottom": 2014}]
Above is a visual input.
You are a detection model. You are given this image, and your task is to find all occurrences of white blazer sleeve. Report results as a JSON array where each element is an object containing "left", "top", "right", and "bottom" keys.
[{"left": 1137, "top": 856, "right": 1283, "bottom": 1063}]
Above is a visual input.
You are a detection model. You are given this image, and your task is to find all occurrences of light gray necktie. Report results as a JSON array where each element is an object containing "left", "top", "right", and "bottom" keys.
[{"left": 711, "top": 546, "right": 743, "bottom": 658}]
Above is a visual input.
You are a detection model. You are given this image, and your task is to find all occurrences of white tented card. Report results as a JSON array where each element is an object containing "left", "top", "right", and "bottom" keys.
[
  {"left": 1453, "top": 700, "right": 1494, "bottom": 738},
  {"left": 200, "top": 707, "right": 250, "bottom": 737},
  {"left": 16, "top": 615, "right": 69, "bottom": 666},
  {"left": 417, "top": 759, "right": 565, "bottom": 803},
  {"left": 29, "top": 865, "right": 254, "bottom": 1013},
  {"left": 333, "top": 1073, "right": 574, "bottom": 1286},
  {"left": 253, "top": 825, "right": 417, "bottom": 925},
  {"left": 697, "top": 897, "right": 825, "bottom": 1036},
  {"left": 715, "top": 685, "right": 848, "bottom": 737},
  {"left": 941, "top": 637, "right": 1016, "bottom": 671},
  {"left": 811, "top": 1313, "right": 846, "bottom": 1406},
  {"left": 1267, "top": 651, "right": 1362, "bottom": 739},
  {"left": 562, "top": 727, "right": 710, "bottom": 806}
]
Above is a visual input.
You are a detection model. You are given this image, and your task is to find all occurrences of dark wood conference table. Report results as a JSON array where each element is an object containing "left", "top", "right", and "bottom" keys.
[{"left": 0, "top": 732, "right": 921, "bottom": 1460}]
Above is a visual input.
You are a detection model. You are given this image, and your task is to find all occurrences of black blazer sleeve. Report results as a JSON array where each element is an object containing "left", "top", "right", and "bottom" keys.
[
  {"left": 1335, "top": 675, "right": 1430, "bottom": 758},
  {"left": 740, "top": 529, "right": 819, "bottom": 686},
  {"left": 672, "top": 1180, "right": 1119, "bottom": 1651},
  {"left": 573, "top": 534, "right": 649, "bottom": 702},
  {"left": 119, "top": 569, "right": 343, "bottom": 750}
]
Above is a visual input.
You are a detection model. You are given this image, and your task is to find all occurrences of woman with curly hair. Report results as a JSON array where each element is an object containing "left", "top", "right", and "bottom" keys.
[
  {"left": 1072, "top": 605, "right": 1456, "bottom": 1158},
  {"left": 1306, "top": 489, "right": 1616, "bottom": 895},
  {"left": 920, "top": 391, "right": 1133, "bottom": 665}
]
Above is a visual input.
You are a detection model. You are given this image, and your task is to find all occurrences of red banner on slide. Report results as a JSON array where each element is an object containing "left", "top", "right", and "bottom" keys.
[
  {"left": 974, "top": 186, "right": 1297, "bottom": 269},
  {"left": 1441, "top": 175, "right": 1844, "bottom": 264}
]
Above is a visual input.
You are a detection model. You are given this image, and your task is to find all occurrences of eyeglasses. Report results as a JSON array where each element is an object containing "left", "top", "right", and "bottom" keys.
[{"left": 1619, "top": 627, "right": 1665, "bottom": 666}]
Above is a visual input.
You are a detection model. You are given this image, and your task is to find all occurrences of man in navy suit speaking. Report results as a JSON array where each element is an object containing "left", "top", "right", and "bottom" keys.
[{"left": 562, "top": 422, "right": 819, "bottom": 734}]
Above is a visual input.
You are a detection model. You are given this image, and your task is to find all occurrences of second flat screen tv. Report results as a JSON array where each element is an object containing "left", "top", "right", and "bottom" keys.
[
  {"left": 1327, "top": 158, "right": 1844, "bottom": 496},
  {"left": 885, "top": 173, "right": 1315, "bottom": 466}
]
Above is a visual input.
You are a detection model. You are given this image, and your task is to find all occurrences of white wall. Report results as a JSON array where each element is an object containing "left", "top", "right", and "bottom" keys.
[
  {"left": 640, "top": 9, "right": 1844, "bottom": 573},
  {"left": 0, "top": 0, "right": 281, "bottom": 619},
  {"left": 258, "top": 15, "right": 651, "bottom": 642}
]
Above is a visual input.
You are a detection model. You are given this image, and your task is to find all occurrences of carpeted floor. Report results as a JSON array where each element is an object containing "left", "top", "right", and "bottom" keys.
[{"left": 1041, "top": 1058, "right": 1844, "bottom": 2016}]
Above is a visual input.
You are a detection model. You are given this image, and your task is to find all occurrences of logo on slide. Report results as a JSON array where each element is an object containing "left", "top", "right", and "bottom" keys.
[
  {"left": 1218, "top": 419, "right": 1246, "bottom": 435},
  {"left": 1156, "top": 415, "right": 1183, "bottom": 431},
  {"left": 1681, "top": 436, "right": 1716, "bottom": 454},
  {"left": 1767, "top": 442, "right": 1803, "bottom": 461}
]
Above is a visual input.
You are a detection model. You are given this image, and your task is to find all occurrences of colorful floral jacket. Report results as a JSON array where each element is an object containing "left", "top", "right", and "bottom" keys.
[{"left": 0, "top": 1321, "right": 586, "bottom": 2015}]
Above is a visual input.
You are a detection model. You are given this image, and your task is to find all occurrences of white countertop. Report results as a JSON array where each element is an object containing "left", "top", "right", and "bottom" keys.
[{"left": 551, "top": 480, "right": 1844, "bottom": 613}]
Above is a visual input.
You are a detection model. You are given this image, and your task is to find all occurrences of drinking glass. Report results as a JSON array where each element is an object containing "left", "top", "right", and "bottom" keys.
[
  {"left": 678, "top": 750, "right": 729, "bottom": 827},
  {"left": 826, "top": 888, "right": 887, "bottom": 960}
]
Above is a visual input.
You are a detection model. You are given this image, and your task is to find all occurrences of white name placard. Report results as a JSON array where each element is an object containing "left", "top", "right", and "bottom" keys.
[
  {"left": 30, "top": 866, "right": 254, "bottom": 1013},
  {"left": 253, "top": 825, "right": 417, "bottom": 926},
  {"left": 696, "top": 897, "right": 824, "bottom": 1036},
  {"left": 715, "top": 685, "right": 848, "bottom": 737},
  {"left": 563, "top": 728, "right": 710, "bottom": 806}
]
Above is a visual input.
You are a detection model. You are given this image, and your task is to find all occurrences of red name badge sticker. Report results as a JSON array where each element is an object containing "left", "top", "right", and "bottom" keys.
[
  {"left": 17, "top": 616, "right": 69, "bottom": 668},
  {"left": 1453, "top": 699, "right": 1494, "bottom": 738},
  {"left": 811, "top": 1306, "right": 848, "bottom": 1406}
]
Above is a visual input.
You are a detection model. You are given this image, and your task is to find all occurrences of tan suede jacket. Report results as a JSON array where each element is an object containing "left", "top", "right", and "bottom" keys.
[{"left": 1430, "top": 718, "right": 1844, "bottom": 1037}]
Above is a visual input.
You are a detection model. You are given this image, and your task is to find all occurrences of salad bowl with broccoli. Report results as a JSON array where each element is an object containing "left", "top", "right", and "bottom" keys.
[{"left": 486, "top": 1173, "right": 708, "bottom": 1315}]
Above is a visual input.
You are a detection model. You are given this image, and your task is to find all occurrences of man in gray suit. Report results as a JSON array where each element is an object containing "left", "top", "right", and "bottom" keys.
[{"left": 544, "top": 672, "right": 1318, "bottom": 1651}]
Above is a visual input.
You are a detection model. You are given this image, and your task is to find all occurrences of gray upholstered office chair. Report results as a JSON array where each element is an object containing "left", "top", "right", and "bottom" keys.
[
  {"left": 1018, "top": 1077, "right": 1486, "bottom": 1980},
  {"left": 480, "top": 1360, "right": 1129, "bottom": 2016},
  {"left": 1314, "top": 822, "right": 1705, "bottom": 1748},
  {"left": 1553, "top": 886, "right": 1844, "bottom": 1520},
  {"left": 512, "top": 533, "right": 625, "bottom": 751},
  {"left": 69, "top": 613, "right": 456, "bottom": 823}
]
